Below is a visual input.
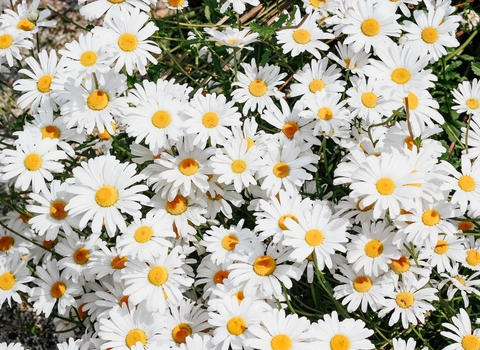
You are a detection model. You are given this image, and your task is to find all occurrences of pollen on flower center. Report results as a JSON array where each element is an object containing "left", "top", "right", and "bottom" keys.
[
  {"left": 249, "top": 79, "right": 267, "bottom": 97},
  {"left": 395, "top": 291, "right": 414, "bottom": 309},
  {"left": 364, "top": 239, "right": 384, "bottom": 258},
  {"left": 17, "top": 18, "right": 35, "bottom": 31},
  {"left": 134, "top": 225, "right": 154, "bottom": 243},
  {"left": 421, "top": 27, "right": 439, "bottom": 44},
  {"left": 118, "top": 33, "right": 138, "bottom": 52},
  {"left": 24, "top": 153, "right": 43, "bottom": 171},
  {"left": 391, "top": 68, "right": 411, "bottom": 85},
  {"left": 231, "top": 159, "right": 247, "bottom": 174},
  {"left": 73, "top": 247, "right": 90, "bottom": 265},
  {"left": 0, "top": 34, "right": 13, "bottom": 49},
  {"left": 50, "top": 281, "right": 67, "bottom": 299},
  {"left": 421, "top": 209, "right": 440, "bottom": 227},
  {"left": 309, "top": 79, "right": 325, "bottom": 93},
  {"left": 179, "top": 157, "right": 199, "bottom": 176},
  {"left": 49, "top": 200, "right": 68, "bottom": 220},
  {"left": 282, "top": 122, "right": 300, "bottom": 139},
  {"left": 227, "top": 316, "right": 247, "bottom": 336},
  {"left": 305, "top": 229, "right": 324, "bottom": 246},
  {"left": 309, "top": 0, "right": 326, "bottom": 8},
  {"left": 108, "top": 0, "right": 125, "bottom": 3},
  {"left": 80, "top": 50, "right": 98, "bottom": 67},
  {"left": 41, "top": 125, "right": 60, "bottom": 139},
  {"left": 213, "top": 270, "right": 229, "bottom": 284},
  {"left": 278, "top": 213, "right": 298, "bottom": 230},
  {"left": 292, "top": 28, "right": 311, "bottom": 44},
  {"left": 273, "top": 162, "right": 290, "bottom": 178},
  {"left": 125, "top": 329, "right": 147, "bottom": 348},
  {"left": 202, "top": 111, "right": 220, "bottom": 128},
  {"left": 466, "top": 98, "right": 479, "bottom": 110},
  {"left": 87, "top": 90, "right": 109, "bottom": 111},
  {"left": 391, "top": 255, "right": 410, "bottom": 273},
  {"left": 317, "top": 107, "right": 333, "bottom": 120},
  {"left": 37, "top": 75, "right": 53, "bottom": 93},
  {"left": 253, "top": 255, "right": 276, "bottom": 276},
  {"left": 152, "top": 110, "right": 172, "bottom": 128},
  {"left": 434, "top": 239, "right": 449, "bottom": 255},
  {"left": 0, "top": 236, "right": 14, "bottom": 252},
  {"left": 330, "top": 334, "right": 351, "bottom": 350},
  {"left": 459, "top": 221, "right": 474, "bottom": 231},
  {"left": 353, "top": 276, "right": 372, "bottom": 292},
  {"left": 166, "top": 195, "right": 188, "bottom": 215},
  {"left": 361, "top": 18, "right": 381, "bottom": 37},
  {"left": 458, "top": 175, "right": 476, "bottom": 192},
  {"left": 111, "top": 255, "right": 128, "bottom": 269},
  {"left": 466, "top": 250, "right": 480, "bottom": 266},
  {"left": 271, "top": 334, "right": 293, "bottom": 350},
  {"left": 404, "top": 136, "right": 415, "bottom": 151},
  {"left": 0, "top": 272, "right": 15, "bottom": 290},
  {"left": 221, "top": 234, "right": 238, "bottom": 251},
  {"left": 462, "top": 335, "right": 480, "bottom": 350},
  {"left": 168, "top": 0, "right": 185, "bottom": 7},
  {"left": 404, "top": 92, "right": 419, "bottom": 110},
  {"left": 376, "top": 177, "right": 396, "bottom": 195},
  {"left": 361, "top": 92, "right": 377, "bottom": 108},
  {"left": 148, "top": 265, "right": 169, "bottom": 286},
  {"left": 172, "top": 323, "right": 192, "bottom": 344},
  {"left": 95, "top": 185, "right": 119, "bottom": 207}
]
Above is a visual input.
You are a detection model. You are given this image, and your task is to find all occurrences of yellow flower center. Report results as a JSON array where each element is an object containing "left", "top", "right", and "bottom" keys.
[
  {"left": 361, "top": 18, "right": 381, "bottom": 37},
  {"left": 213, "top": 270, "right": 229, "bottom": 284},
  {"left": 202, "top": 111, "right": 220, "bottom": 128},
  {"left": 361, "top": 92, "right": 377, "bottom": 108},
  {"left": 87, "top": 90, "right": 109, "bottom": 111},
  {"left": 50, "top": 201, "right": 68, "bottom": 220},
  {"left": 404, "top": 91, "right": 419, "bottom": 110},
  {"left": 317, "top": 107, "right": 333, "bottom": 120},
  {"left": 278, "top": 214, "right": 298, "bottom": 230},
  {"left": 421, "top": 27, "right": 439, "bottom": 44},
  {"left": 309, "top": 0, "right": 326, "bottom": 8},
  {"left": 231, "top": 159, "right": 247, "bottom": 174},
  {"left": 395, "top": 291, "right": 414, "bottom": 308},
  {"left": 466, "top": 98, "right": 480, "bottom": 110},
  {"left": 111, "top": 255, "right": 129, "bottom": 269},
  {"left": 125, "top": 329, "right": 147, "bottom": 348},
  {"left": 253, "top": 255, "right": 276, "bottom": 276},
  {"left": 0, "top": 34, "right": 13, "bottom": 49},
  {"left": 98, "top": 123, "right": 116, "bottom": 140},
  {"left": 0, "top": 236, "right": 14, "bottom": 251},
  {"left": 376, "top": 177, "right": 396, "bottom": 195},
  {"left": 330, "top": 334, "right": 351, "bottom": 350},
  {"left": 227, "top": 316, "right": 247, "bottom": 336},
  {"left": 179, "top": 157, "right": 199, "bottom": 176},
  {"left": 292, "top": 28, "right": 311, "bottom": 44},
  {"left": 150, "top": 110, "right": 172, "bottom": 128},
  {"left": 0, "top": 272, "right": 15, "bottom": 290},
  {"left": 458, "top": 175, "right": 476, "bottom": 192},
  {"left": 221, "top": 234, "right": 239, "bottom": 251},
  {"left": 305, "top": 229, "right": 324, "bottom": 246},
  {"left": 17, "top": 18, "right": 35, "bottom": 31},
  {"left": 118, "top": 33, "right": 138, "bottom": 52},
  {"left": 41, "top": 125, "right": 60, "bottom": 139},
  {"left": 108, "top": 0, "right": 125, "bottom": 2},
  {"left": 134, "top": 225, "right": 153, "bottom": 243},
  {"left": 391, "top": 68, "right": 411, "bottom": 85},
  {"left": 466, "top": 250, "right": 480, "bottom": 266},
  {"left": 43, "top": 238, "right": 57, "bottom": 249},
  {"left": 73, "top": 247, "right": 90, "bottom": 265},
  {"left": 273, "top": 162, "right": 289, "bottom": 178},
  {"left": 353, "top": 276, "right": 372, "bottom": 293},
  {"left": 434, "top": 239, "right": 449, "bottom": 255},
  {"left": 459, "top": 221, "right": 474, "bottom": 231},
  {"left": 166, "top": 195, "right": 188, "bottom": 215},
  {"left": 249, "top": 79, "right": 267, "bottom": 97},
  {"left": 95, "top": 185, "right": 119, "bottom": 207},
  {"left": 37, "top": 75, "right": 53, "bottom": 93},
  {"left": 282, "top": 122, "right": 300, "bottom": 139},
  {"left": 168, "top": 0, "right": 185, "bottom": 7},
  {"left": 24, "top": 153, "right": 43, "bottom": 171},
  {"left": 309, "top": 79, "right": 325, "bottom": 93},
  {"left": 271, "top": 334, "right": 293, "bottom": 350},
  {"left": 234, "top": 291, "right": 245, "bottom": 304},
  {"left": 148, "top": 265, "right": 169, "bottom": 286},
  {"left": 421, "top": 209, "right": 441, "bottom": 227},
  {"left": 364, "top": 239, "right": 384, "bottom": 258},
  {"left": 404, "top": 136, "right": 415, "bottom": 151},
  {"left": 462, "top": 335, "right": 480, "bottom": 350},
  {"left": 50, "top": 281, "right": 67, "bottom": 299},
  {"left": 172, "top": 323, "right": 192, "bottom": 344},
  {"left": 80, "top": 50, "right": 98, "bottom": 67},
  {"left": 391, "top": 256, "right": 410, "bottom": 273}
]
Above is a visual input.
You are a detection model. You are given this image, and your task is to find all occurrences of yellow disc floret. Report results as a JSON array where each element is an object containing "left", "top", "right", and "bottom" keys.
[
  {"left": 125, "top": 329, "right": 147, "bottom": 348},
  {"left": 253, "top": 255, "right": 276, "bottom": 276},
  {"left": 249, "top": 79, "right": 267, "bottom": 97},
  {"left": 179, "top": 158, "right": 199, "bottom": 176},
  {"left": 148, "top": 265, "right": 169, "bottom": 286},
  {"left": 0, "top": 272, "right": 15, "bottom": 290},
  {"left": 271, "top": 334, "right": 293, "bottom": 350},
  {"left": 305, "top": 229, "right": 324, "bottom": 246},
  {"left": 395, "top": 291, "right": 414, "bottom": 309},
  {"left": 118, "top": 33, "right": 138, "bottom": 52},
  {"left": 202, "top": 112, "right": 220, "bottom": 128},
  {"left": 330, "top": 334, "right": 351, "bottom": 350},
  {"left": 95, "top": 185, "right": 119, "bottom": 207},
  {"left": 364, "top": 239, "right": 384, "bottom": 258},
  {"left": 80, "top": 51, "right": 98, "bottom": 67},
  {"left": 134, "top": 226, "right": 154, "bottom": 243},
  {"left": 292, "top": 28, "right": 311, "bottom": 44},
  {"left": 421, "top": 27, "right": 439, "bottom": 44},
  {"left": 361, "top": 18, "right": 381, "bottom": 37},
  {"left": 227, "top": 316, "right": 247, "bottom": 335},
  {"left": 37, "top": 75, "right": 53, "bottom": 93},
  {"left": 50, "top": 201, "right": 68, "bottom": 220},
  {"left": 87, "top": 90, "right": 109, "bottom": 111},
  {"left": 24, "top": 153, "right": 43, "bottom": 171},
  {"left": 353, "top": 276, "right": 372, "bottom": 292}
]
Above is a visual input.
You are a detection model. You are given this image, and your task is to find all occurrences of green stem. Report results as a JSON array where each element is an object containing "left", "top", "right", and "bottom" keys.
[
  {"left": 445, "top": 30, "right": 478, "bottom": 62},
  {"left": 465, "top": 113, "right": 473, "bottom": 154}
]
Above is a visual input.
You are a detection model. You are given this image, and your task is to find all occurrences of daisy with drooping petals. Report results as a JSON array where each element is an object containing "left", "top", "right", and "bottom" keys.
[
  {"left": 438, "top": 263, "right": 480, "bottom": 308},
  {"left": 204, "top": 27, "right": 259, "bottom": 51},
  {"left": 65, "top": 155, "right": 148, "bottom": 237},
  {"left": 231, "top": 59, "right": 286, "bottom": 114},
  {"left": 441, "top": 308, "right": 480, "bottom": 350},
  {"left": 327, "top": 41, "right": 370, "bottom": 75},
  {"left": 0, "top": 252, "right": 34, "bottom": 308},
  {"left": 452, "top": 78, "right": 480, "bottom": 117}
]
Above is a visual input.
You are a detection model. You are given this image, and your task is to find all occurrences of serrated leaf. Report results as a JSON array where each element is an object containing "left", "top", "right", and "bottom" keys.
[
  {"left": 472, "top": 62, "right": 480, "bottom": 77},
  {"left": 272, "top": 14, "right": 289, "bottom": 29},
  {"left": 460, "top": 54, "right": 474, "bottom": 61},
  {"left": 249, "top": 22, "right": 275, "bottom": 38},
  {"left": 260, "top": 47, "right": 272, "bottom": 66}
]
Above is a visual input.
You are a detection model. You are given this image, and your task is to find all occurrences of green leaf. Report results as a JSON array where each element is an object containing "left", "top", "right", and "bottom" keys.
[
  {"left": 249, "top": 22, "right": 275, "bottom": 38},
  {"left": 204, "top": 4, "right": 211, "bottom": 22},
  {"left": 260, "top": 47, "right": 272, "bottom": 66},
  {"left": 472, "top": 62, "right": 480, "bottom": 77}
]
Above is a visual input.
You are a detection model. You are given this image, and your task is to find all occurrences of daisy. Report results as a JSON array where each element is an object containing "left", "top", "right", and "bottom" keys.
[
  {"left": 204, "top": 27, "right": 259, "bottom": 51},
  {"left": 401, "top": 89, "right": 445, "bottom": 136},
  {"left": 276, "top": 9, "right": 334, "bottom": 59},
  {"left": 183, "top": 92, "right": 242, "bottom": 148},
  {"left": 0, "top": 130, "right": 66, "bottom": 193},
  {"left": 462, "top": 118, "right": 480, "bottom": 159},
  {"left": 79, "top": 0, "right": 151, "bottom": 21},
  {"left": 418, "top": 235, "right": 466, "bottom": 273},
  {"left": 403, "top": 8, "right": 460, "bottom": 62},
  {"left": 92, "top": 8, "right": 161, "bottom": 76},
  {"left": 392, "top": 338, "right": 425, "bottom": 350},
  {"left": 463, "top": 236, "right": 480, "bottom": 271},
  {"left": 0, "top": 344, "right": 26, "bottom": 350},
  {"left": 65, "top": 155, "right": 148, "bottom": 237},
  {"left": 0, "top": 0, "right": 55, "bottom": 34},
  {"left": 219, "top": 0, "right": 259, "bottom": 14},
  {"left": 0, "top": 252, "right": 33, "bottom": 308},
  {"left": 327, "top": 41, "right": 371, "bottom": 75},
  {"left": 245, "top": 308, "right": 313, "bottom": 349},
  {"left": 173, "top": 334, "right": 213, "bottom": 350},
  {"left": 438, "top": 263, "right": 480, "bottom": 307},
  {"left": 377, "top": 272, "right": 438, "bottom": 329},
  {"left": 340, "top": 0, "right": 401, "bottom": 53},
  {"left": 88, "top": 245, "right": 129, "bottom": 283},
  {"left": 231, "top": 58, "right": 287, "bottom": 114},
  {"left": 0, "top": 26, "right": 32, "bottom": 67},
  {"left": 195, "top": 257, "right": 232, "bottom": 299},
  {"left": 452, "top": 78, "right": 480, "bottom": 117},
  {"left": 116, "top": 210, "right": 175, "bottom": 262},
  {"left": 311, "top": 311, "right": 374, "bottom": 350},
  {"left": 441, "top": 308, "right": 480, "bottom": 350}
]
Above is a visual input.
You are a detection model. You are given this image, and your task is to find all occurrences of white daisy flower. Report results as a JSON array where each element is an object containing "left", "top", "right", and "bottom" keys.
[
  {"left": 173, "top": 334, "right": 213, "bottom": 350},
  {"left": 418, "top": 235, "right": 466, "bottom": 273},
  {"left": 0, "top": 26, "right": 32, "bottom": 66},
  {"left": 327, "top": 41, "right": 370, "bottom": 75},
  {"left": 65, "top": 155, "right": 148, "bottom": 237},
  {"left": 163, "top": 0, "right": 189, "bottom": 10},
  {"left": 441, "top": 308, "right": 480, "bottom": 350},
  {"left": 452, "top": 78, "right": 480, "bottom": 117},
  {"left": 79, "top": 0, "right": 151, "bottom": 21},
  {"left": 0, "top": 252, "right": 33, "bottom": 308},
  {"left": 401, "top": 89, "right": 445, "bottom": 136},
  {"left": 88, "top": 245, "right": 128, "bottom": 283},
  {"left": 463, "top": 236, "right": 480, "bottom": 271},
  {"left": 438, "top": 263, "right": 480, "bottom": 308},
  {"left": 0, "top": 0, "right": 55, "bottom": 34},
  {"left": 204, "top": 27, "right": 259, "bottom": 51},
  {"left": 393, "top": 338, "right": 425, "bottom": 350},
  {"left": 195, "top": 257, "right": 232, "bottom": 299},
  {"left": 219, "top": 0, "right": 259, "bottom": 14},
  {"left": 462, "top": 118, "right": 480, "bottom": 159}
]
